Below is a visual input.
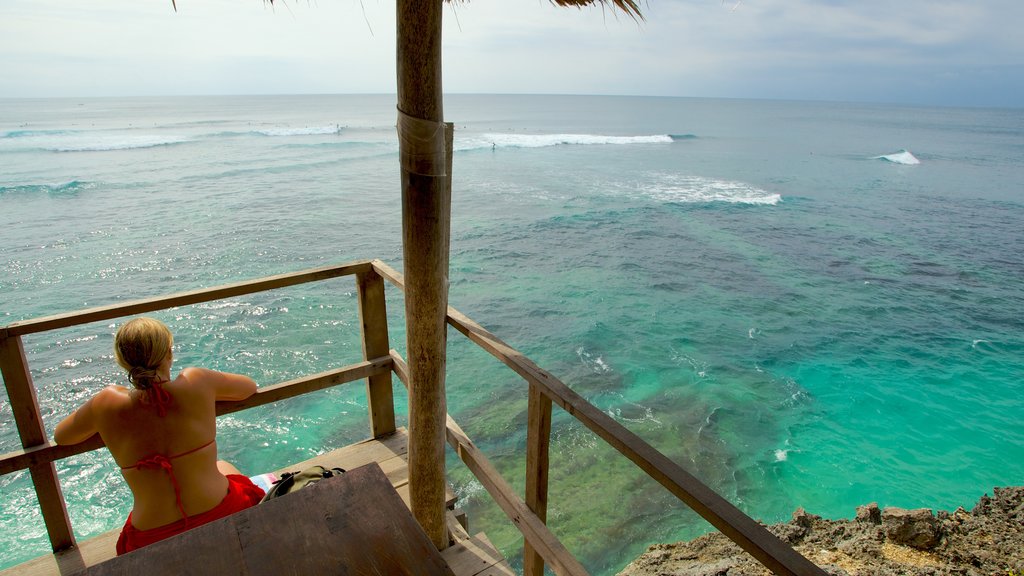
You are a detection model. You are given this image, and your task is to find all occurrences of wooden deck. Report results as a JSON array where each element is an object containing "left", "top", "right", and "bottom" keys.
[{"left": 3, "top": 428, "right": 512, "bottom": 576}]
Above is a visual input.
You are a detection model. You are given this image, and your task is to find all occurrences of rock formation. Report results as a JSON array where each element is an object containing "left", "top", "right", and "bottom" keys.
[{"left": 618, "top": 487, "right": 1024, "bottom": 576}]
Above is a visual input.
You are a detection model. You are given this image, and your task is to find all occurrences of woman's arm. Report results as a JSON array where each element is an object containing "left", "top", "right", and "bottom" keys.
[
  {"left": 54, "top": 393, "right": 101, "bottom": 445},
  {"left": 183, "top": 367, "right": 257, "bottom": 402}
]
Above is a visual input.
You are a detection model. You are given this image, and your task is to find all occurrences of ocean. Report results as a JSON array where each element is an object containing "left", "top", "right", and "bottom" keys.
[{"left": 1, "top": 94, "right": 1022, "bottom": 574}]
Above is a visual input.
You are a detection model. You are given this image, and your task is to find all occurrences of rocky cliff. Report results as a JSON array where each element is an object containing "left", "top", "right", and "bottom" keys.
[{"left": 617, "top": 486, "right": 1024, "bottom": 576}]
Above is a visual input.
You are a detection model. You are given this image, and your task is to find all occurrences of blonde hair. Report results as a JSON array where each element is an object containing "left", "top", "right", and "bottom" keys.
[{"left": 114, "top": 317, "right": 173, "bottom": 390}]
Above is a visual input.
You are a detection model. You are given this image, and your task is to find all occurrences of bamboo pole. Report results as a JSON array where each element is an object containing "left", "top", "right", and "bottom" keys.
[{"left": 396, "top": 0, "right": 450, "bottom": 549}]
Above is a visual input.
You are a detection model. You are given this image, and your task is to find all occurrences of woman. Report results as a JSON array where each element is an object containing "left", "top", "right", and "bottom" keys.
[{"left": 54, "top": 317, "right": 265, "bottom": 554}]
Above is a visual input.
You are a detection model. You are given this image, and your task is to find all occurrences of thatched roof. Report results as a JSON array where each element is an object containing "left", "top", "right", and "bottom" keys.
[
  {"left": 232, "top": 0, "right": 644, "bottom": 20},
  {"left": 551, "top": 0, "right": 643, "bottom": 19}
]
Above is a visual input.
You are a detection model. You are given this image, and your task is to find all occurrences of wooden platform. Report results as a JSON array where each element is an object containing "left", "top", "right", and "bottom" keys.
[{"left": 3, "top": 428, "right": 512, "bottom": 576}]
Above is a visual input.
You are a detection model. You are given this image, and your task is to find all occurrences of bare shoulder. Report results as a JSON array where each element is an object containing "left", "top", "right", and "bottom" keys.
[
  {"left": 179, "top": 366, "right": 213, "bottom": 383},
  {"left": 93, "top": 385, "right": 130, "bottom": 406}
]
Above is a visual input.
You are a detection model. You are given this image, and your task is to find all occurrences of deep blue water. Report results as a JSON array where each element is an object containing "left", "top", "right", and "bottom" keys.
[{"left": 1, "top": 94, "right": 1022, "bottom": 573}]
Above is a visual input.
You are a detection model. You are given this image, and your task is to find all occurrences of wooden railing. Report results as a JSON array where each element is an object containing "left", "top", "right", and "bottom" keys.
[{"left": 0, "top": 260, "right": 825, "bottom": 576}]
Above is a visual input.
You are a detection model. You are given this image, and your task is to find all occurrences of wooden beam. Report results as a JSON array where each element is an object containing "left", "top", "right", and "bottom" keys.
[
  {"left": 397, "top": 0, "right": 450, "bottom": 550},
  {"left": 523, "top": 384, "right": 553, "bottom": 576},
  {"left": 357, "top": 269, "right": 397, "bottom": 437},
  {"left": 444, "top": 416, "right": 589, "bottom": 576},
  {"left": 0, "top": 335, "right": 74, "bottom": 551},
  {"left": 1, "top": 261, "right": 372, "bottom": 338},
  {"left": 391, "top": 350, "right": 587, "bottom": 576}
]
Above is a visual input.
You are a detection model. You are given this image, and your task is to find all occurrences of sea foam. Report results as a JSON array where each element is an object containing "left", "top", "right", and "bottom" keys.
[
  {"left": 874, "top": 149, "right": 920, "bottom": 165},
  {"left": 645, "top": 173, "right": 781, "bottom": 205},
  {"left": 253, "top": 126, "right": 343, "bottom": 137},
  {"left": 457, "top": 132, "right": 674, "bottom": 151},
  {"left": 0, "top": 130, "right": 190, "bottom": 152}
]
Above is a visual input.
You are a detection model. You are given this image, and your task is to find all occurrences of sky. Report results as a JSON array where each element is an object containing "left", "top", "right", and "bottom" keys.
[{"left": 1, "top": 0, "right": 1022, "bottom": 107}]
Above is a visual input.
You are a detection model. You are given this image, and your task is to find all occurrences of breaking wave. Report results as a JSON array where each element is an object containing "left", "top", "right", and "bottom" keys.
[
  {"left": 0, "top": 130, "right": 189, "bottom": 152},
  {"left": 1, "top": 124, "right": 344, "bottom": 152},
  {"left": 874, "top": 149, "right": 920, "bottom": 165},
  {"left": 456, "top": 132, "right": 675, "bottom": 151},
  {"left": 251, "top": 126, "right": 344, "bottom": 137},
  {"left": 0, "top": 181, "right": 98, "bottom": 196}
]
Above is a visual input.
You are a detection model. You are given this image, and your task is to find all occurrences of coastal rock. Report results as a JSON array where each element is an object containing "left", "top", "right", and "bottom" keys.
[
  {"left": 854, "top": 502, "right": 881, "bottom": 525},
  {"left": 881, "top": 507, "right": 939, "bottom": 549},
  {"left": 617, "top": 487, "right": 1024, "bottom": 576}
]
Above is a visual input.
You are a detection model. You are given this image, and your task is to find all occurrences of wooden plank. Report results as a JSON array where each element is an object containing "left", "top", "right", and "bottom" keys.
[
  {"left": 473, "top": 534, "right": 515, "bottom": 576},
  {"left": 444, "top": 415, "right": 589, "bottom": 576},
  {"left": 395, "top": 482, "right": 458, "bottom": 512},
  {"left": 523, "top": 383, "right": 553, "bottom": 576},
  {"left": 0, "top": 528, "right": 120, "bottom": 576},
  {"left": 357, "top": 268, "right": 397, "bottom": 437},
  {"left": 444, "top": 308, "right": 827, "bottom": 576},
  {"left": 0, "top": 358, "right": 392, "bottom": 475},
  {"left": 276, "top": 430, "right": 456, "bottom": 510},
  {"left": 0, "top": 335, "right": 74, "bottom": 552},
  {"left": 84, "top": 463, "right": 454, "bottom": 576},
  {"left": 442, "top": 532, "right": 514, "bottom": 576},
  {"left": 1, "top": 261, "right": 373, "bottom": 338},
  {"left": 274, "top": 428, "right": 409, "bottom": 475}
]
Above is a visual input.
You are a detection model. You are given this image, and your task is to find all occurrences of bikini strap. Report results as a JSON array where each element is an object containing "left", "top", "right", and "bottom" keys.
[
  {"left": 128, "top": 454, "right": 188, "bottom": 524},
  {"left": 147, "top": 380, "right": 173, "bottom": 417},
  {"left": 120, "top": 439, "right": 216, "bottom": 525}
]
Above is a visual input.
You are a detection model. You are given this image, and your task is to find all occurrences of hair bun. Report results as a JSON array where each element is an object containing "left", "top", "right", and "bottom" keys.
[{"left": 128, "top": 366, "right": 159, "bottom": 388}]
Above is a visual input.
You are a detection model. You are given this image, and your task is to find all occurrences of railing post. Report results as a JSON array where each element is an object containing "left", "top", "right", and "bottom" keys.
[
  {"left": 0, "top": 334, "right": 75, "bottom": 552},
  {"left": 356, "top": 269, "right": 396, "bottom": 438},
  {"left": 524, "top": 383, "right": 553, "bottom": 576}
]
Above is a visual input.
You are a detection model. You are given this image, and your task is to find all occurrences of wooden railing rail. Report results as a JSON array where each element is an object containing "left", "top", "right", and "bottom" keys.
[
  {"left": 0, "top": 358, "right": 394, "bottom": 476},
  {"left": 0, "top": 334, "right": 75, "bottom": 551},
  {"left": 389, "top": 351, "right": 589, "bottom": 576},
  {"left": 0, "top": 261, "right": 373, "bottom": 339},
  {"left": 0, "top": 260, "right": 379, "bottom": 554},
  {"left": 372, "top": 258, "right": 825, "bottom": 575},
  {"left": 2, "top": 259, "right": 825, "bottom": 576},
  {"left": 439, "top": 305, "right": 827, "bottom": 576}
]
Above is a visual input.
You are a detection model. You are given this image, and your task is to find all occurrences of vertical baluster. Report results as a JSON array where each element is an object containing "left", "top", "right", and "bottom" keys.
[
  {"left": 357, "top": 269, "right": 396, "bottom": 438},
  {"left": 524, "top": 382, "right": 553, "bottom": 576},
  {"left": 0, "top": 333, "right": 75, "bottom": 551}
]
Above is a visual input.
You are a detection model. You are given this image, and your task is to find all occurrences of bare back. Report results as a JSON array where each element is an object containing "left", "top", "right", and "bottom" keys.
[{"left": 91, "top": 369, "right": 228, "bottom": 530}]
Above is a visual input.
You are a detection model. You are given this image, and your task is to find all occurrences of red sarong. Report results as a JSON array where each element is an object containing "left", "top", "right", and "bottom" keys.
[{"left": 115, "top": 474, "right": 265, "bottom": 555}]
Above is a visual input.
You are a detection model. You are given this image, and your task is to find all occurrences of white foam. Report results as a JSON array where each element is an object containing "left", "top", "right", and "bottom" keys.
[
  {"left": 457, "top": 132, "right": 673, "bottom": 151},
  {"left": 874, "top": 149, "right": 920, "bottom": 165},
  {"left": 645, "top": 173, "right": 781, "bottom": 205},
  {"left": 774, "top": 449, "right": 789, "bottom": 462},
  {"left": 576, "top": 346, "right": 613, "bottom": 373},
  {"left": 43, "top": 134, "right": 189, "bottom": 152},
  {"left": 255, "top": 126, "right": 342, "bottom": 137}
]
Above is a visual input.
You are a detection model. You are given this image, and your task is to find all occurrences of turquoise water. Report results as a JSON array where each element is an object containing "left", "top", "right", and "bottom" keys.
[{"left": 1, "top": 95, "right": 1023, "bottom": 573}]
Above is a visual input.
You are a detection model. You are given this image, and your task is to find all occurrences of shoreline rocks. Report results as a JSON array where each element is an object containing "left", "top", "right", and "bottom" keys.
[{"left": 617, "top": 487, "right": 1024, "bottom": 576}]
